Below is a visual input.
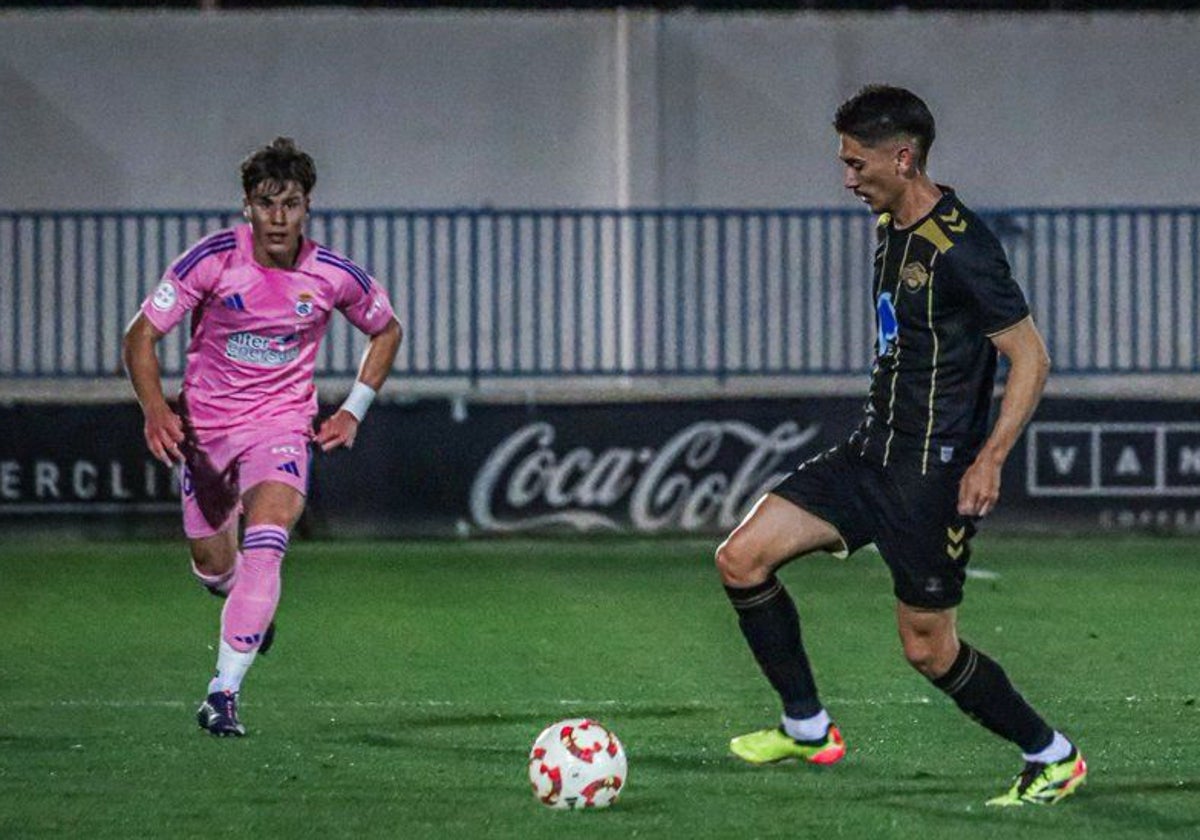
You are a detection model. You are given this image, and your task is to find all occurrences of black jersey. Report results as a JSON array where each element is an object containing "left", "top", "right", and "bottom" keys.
[{"left": 852, "top": 188, "right": 1030, "bottom": 472}]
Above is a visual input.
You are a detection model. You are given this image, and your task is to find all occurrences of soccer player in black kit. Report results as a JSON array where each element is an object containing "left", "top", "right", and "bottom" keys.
[{"left": 716, "top": 85, "right": 1086, "bottom": 806}]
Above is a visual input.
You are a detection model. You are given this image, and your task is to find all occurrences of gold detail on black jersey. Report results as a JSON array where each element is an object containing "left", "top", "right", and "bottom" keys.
[
  {"left": 876, "top": 213, "right": 892, "bottom": 228},
  {"left": 900, "top": 261, "right": 929, "bottom": 292},
  {"left": 939, "top": 207, "right": 967, "bottom": 233},
  {"left": 882, "top": 236, "right": 915, "bottom": 467},
  {"left": 914, "top": 219, "right": 954, "bottom": 254},
  {"left": 946, "top": 525, "right": 967, "bottom": 560},
  {"left": 920, "top": 253, "right": 940, "bottom": 474}
]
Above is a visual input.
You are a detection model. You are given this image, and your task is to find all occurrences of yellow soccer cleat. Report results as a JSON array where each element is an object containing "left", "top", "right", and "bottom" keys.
[
  {"left": 730, "top": 725, "right": 846, "bottom": 766},
  {"left": 986, "top": 747, "right": 1087, "bottom": 807}
]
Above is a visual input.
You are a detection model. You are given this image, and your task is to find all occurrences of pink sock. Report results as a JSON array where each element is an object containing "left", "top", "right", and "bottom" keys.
[
  {"left": 191, "top": 553, "right": 240, "bottom": 596},
  {"left": 221, "top": 526, "right": 287, "bottom": 652}
]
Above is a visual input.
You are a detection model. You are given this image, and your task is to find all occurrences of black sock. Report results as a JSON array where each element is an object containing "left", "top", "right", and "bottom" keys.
[
  {"left": 724, "top": 575, "right": 822, "bottom": 720},
  {"left": 931, "top": 642, "right": 1054, "bottom": 754}
]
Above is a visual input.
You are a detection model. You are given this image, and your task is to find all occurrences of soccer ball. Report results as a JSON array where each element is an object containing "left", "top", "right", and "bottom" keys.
[{"left": 527, "top": 718, "right": 627, "bottom": 810}]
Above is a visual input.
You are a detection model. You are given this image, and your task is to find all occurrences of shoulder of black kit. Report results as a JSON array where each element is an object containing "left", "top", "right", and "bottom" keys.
[
  {"left": 909, "top": 194, "right": 1010, "bottom": 277},
  {"left": 873, "top": 194, "right": 1002, "bottom": 255},
  {"left": 906, "top": 194, "right": 1032, "bottom": 339}
]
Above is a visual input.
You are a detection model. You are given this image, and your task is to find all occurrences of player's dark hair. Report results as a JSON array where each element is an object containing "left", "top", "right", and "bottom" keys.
[
  {"left": 834, "top": 85, "right": 936, "bottom": 169},
  {"left": 240, "top": 137, "right": 317, "bottom": 197}
]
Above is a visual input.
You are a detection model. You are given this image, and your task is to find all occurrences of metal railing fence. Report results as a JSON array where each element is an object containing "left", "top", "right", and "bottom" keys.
[{"left": 2, "top": 207, "right": 1197, "bottom": 382}]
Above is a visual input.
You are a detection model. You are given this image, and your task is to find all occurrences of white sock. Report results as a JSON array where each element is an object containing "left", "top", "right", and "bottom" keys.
[
  {"left": 781, "top": 709, "right": 831, "bottom": 742},
  {"left": 1023, "top": 730, "right": 1072, "bottom": 764},
  {"left": 207, "top": 640, "right": 257, "bottom": 695}
]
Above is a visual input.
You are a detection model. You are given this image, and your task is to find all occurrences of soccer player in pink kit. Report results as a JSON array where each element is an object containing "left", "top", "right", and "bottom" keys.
[{"left": 122, "top": 138, "right": 402, "bottom": 737}]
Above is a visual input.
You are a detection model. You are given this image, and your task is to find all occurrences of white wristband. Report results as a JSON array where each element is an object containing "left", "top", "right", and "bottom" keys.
[{"left": 340, "top": 381, "right": 376, "bottom": 422}]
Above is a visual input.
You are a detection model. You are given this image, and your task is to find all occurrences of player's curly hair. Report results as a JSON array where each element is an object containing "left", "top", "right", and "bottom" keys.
[
  {"left": 834, "top": 86, "right": 936, "bottom": 169},
  {"left": 240, "top": 137, "right": 317, "bottom": 197}
]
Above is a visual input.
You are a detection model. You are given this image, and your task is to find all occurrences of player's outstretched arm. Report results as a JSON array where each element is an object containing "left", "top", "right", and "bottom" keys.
[
  {"left": 316, "top": 318, "right": 402, "bottom": 452},
  {"left": 122, "top": 312, "right": 185, "bottom": 465},
  {"left": 957, "top": 316, "right": 1051, "bottom": 517}
]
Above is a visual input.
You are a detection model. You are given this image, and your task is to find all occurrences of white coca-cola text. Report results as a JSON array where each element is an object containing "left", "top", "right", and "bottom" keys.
[{"left": 469, "top": 420, "right": 820, "bottom": 532}]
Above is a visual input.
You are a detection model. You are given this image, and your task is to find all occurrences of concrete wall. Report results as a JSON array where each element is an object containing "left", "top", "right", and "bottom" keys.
[
  {"left": 0, "top": 11, "right": 621, "bottom": 210},
  {"left": 659, "top": 12, "right": 1200, "bottom": 209},
  {"left": 2, "top": 10, "right": 1198, "bottom": 210}
]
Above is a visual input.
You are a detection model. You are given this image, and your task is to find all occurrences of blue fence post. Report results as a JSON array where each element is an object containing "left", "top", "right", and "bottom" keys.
[
  {"left": 716, "top": 213, "right": 727, "bottom": 383},
  {"left": 469, "top": 211, "right": 479, "bottom": 387}
]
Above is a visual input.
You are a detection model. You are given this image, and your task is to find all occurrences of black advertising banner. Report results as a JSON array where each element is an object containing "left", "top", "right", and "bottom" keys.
[
  {"left": 0, "top": 403, "right": 179, "bottom": 536},
  {"left": 311, "top": 397, "right": 865, "bottom": 537},
  {"left": 1014, "top": 399, "right": 1200, "bottom": 533},
  {"left": 1, "top": 397, "right": 1198, "bottom": 537}
]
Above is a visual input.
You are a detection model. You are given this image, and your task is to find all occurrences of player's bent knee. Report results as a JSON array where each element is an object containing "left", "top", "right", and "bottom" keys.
[
  {"left": 244, "top": 483, "right": 306, "bottom": 530},
  {"left": 190, "top": 540, "right": 236, "bottom": 577},
  {"left": 901, "top": 642, "right": 941, "bottom": 676},
  {"left": 897, "top": 607, "right": 959, "bottom": 677},
  {"left": 899, "top": 633, "right": 958, "bottom": 678},
  {"left": 714, "top": 537, "right": 769, "bottom": 587}
]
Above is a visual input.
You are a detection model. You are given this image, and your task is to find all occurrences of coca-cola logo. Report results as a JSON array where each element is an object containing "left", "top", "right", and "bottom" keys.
[{"left": 469, "top": 419, "right": 820, "bottom": 533}]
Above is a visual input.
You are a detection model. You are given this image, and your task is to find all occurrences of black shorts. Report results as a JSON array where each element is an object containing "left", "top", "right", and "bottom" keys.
[{"left": 771, "top": 441, "right": 976, "bottom": 609}]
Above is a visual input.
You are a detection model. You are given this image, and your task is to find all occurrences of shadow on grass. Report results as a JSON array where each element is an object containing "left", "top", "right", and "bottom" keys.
[
  {"left": 344, "top": 703, "right": 707, "bottom": 751},
  {"left": 345, "top": 703, "right": 707, "bottom": 733},
  {"left": 1073, "top": 778, "right": 1200, "bottom": 835},
  {"left": 1095, "top": 778, "right": 1200, "bottom": 795},
  {"left": 854, "top": 777, "right": 1200, "bottom": 837},
  {"left": 0, "top": 733, "right": 87, "bottom": 751}
]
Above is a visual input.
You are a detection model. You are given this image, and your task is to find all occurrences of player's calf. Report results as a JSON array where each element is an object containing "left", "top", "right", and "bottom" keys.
[
  {"left": 220, "top": 526, "right": 286, "bottom": 655},
  {"left": 192, "top": 552, "right": 277, "bottom": 654}
]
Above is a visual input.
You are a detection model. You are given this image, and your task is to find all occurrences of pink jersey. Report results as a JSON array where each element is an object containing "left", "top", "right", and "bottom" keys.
[{"left": 141, "top": 224, "right": 397, "bottom": 433}]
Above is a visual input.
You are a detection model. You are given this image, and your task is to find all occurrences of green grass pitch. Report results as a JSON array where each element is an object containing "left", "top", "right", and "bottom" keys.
[{"left": 2, "top": 536, "right": 1198, "bottom": 838}]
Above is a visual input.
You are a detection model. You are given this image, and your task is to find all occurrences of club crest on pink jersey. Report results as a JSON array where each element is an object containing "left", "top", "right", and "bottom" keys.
[
  {"left": 295, "top": 294, "right": 314, "bottom": 317},
  {"left": 152, "top": 280, "right": 177, "bottom": 311}
]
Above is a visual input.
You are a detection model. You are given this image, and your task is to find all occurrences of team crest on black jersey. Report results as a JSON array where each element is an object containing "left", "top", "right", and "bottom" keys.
[
  {"left": 295, "top": 293, "right": 314, "bottom": 317},
  {"left": 900, "top": 261, "right": 929, "bottom": 292}
]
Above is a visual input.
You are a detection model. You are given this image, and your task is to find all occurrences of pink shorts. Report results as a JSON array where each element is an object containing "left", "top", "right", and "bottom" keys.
[{"left": 180, "top": 425, "right": 311, "bottom": 538}]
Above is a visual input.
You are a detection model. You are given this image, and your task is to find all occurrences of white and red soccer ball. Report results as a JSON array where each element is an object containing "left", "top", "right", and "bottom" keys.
[{"left": 527, "top": 718, "right": 627, "bottom": 810}]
